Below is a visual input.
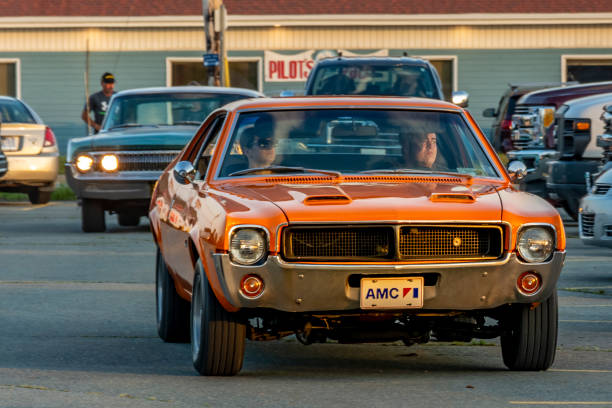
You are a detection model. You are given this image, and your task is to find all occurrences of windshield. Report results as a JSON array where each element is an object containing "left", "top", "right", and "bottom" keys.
[
  {"left": 0, "top": 100, "right": 36, "bottom": 124},
  {"left": 310, "top": 64, "right": 439, "bottom": 98},
  {"left": 103, "top": 92, "right": 249, "bottom": 130},
  {"left": 218, "top": 109, "right": 499, "bottom": 178}
]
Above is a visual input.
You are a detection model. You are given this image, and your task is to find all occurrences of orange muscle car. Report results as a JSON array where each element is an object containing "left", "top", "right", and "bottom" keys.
[{"left": 150, "top": 97, "right": 566, "bottom": 376}]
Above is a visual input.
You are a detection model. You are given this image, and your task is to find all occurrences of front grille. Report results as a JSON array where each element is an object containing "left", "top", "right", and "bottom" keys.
[
  {"left": 283, "top": 227, "right": 393, "bottom": 261},
  {"left": 581, "top": 213, "right": 595, "bottom": 237},
  {"left": 605, "top": 225, "right": 612, "bottom": 237},
  {"left": 594, "top": 184, "right": 611, "bottom": 195},
  {"left": 399, "top": 226, "right": 494, "bottom": 259},
  {"left": 92, "top": 151, "right": 180, "bottom": 172},
  {"left": 281, "top": 225, "right": 503, "bottom": 262}
]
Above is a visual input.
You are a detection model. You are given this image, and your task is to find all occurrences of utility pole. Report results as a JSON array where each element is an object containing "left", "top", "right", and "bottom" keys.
[{"left": 202, "top": 0, "right": 225, "bottom": 86}]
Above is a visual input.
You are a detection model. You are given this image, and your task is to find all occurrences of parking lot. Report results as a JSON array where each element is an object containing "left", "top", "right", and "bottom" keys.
[{"left": 0, "top": 200, "right": 610, "bottom": 407}]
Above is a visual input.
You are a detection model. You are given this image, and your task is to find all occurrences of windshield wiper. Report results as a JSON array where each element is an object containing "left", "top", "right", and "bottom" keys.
[
  {"left": 108, "top": 123, "right": 158, "bottom": 130},
  {"left": 229, "top": 166, "right": 341, "bottom": 178},
  {"left": 360, "top": 168, "right": 474, "bottom": 180}
]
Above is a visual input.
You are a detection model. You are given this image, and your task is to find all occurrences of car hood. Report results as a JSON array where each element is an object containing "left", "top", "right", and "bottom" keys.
[
  {"left": 219, "top": 179, "right": 503, "bottom": 223},
  {"left": 67, "top": 126, "right": 196, "bottom": 158}
]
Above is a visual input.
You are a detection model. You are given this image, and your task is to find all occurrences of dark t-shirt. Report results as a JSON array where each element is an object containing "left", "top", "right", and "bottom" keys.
[{"left": 84, "top": 90, "right": 115, "bottom": 128}]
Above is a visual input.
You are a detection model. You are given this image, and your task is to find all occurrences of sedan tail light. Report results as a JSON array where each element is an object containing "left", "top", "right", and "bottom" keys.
[{"left": 43, "top": 127, "right": 57, "bottom": 147}]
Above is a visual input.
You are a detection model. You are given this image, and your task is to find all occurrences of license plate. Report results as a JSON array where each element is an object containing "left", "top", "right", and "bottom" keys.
[
  {"left": 360, "top": 277, "right": 424, "bottom": 309},
  {"left": 1, "top": 136, "right": 19, "bottom": 151}
]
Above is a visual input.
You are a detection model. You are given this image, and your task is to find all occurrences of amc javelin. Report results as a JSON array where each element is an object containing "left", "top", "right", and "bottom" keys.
[
  {"left": 66, "top": 86, "right": 262, "bottom": 232},
  {"left": 150, "top": 97, "right": 566, "bottom": 376}
]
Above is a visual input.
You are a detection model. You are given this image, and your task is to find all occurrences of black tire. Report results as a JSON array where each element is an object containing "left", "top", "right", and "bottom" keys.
[
  {"left": 28, "top": 189, "right": 51, "bottom": 204},
  {"left": 191, "top": 260, "right": 246, "bottom": 376},
  {"left": 155, "top": 248, "right": 190, "bottom": 342},
  {"left": 82, "top": 199, "right": 106, "bottom": 232},
  {"left": 501, "top": 291, "right": 558, "bottom": 371},
  {"left": 562, "top": 200, "right": 579, "bottom": 222},
  {"left": 118, "top": 212, "right": 140, "bottom": 227}
]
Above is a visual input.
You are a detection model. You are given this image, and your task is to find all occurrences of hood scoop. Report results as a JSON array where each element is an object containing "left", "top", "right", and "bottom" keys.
[
  {"left": 303, "top": 195, "right": 352, "bottom": 205},
  {"left": 430, "top": 193, "right": 476, "bottom": 203}
]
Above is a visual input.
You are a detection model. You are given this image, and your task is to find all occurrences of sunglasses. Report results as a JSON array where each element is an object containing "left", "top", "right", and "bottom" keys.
[{"left": 256, "top": 138, "right": 277, "bottom": 149}]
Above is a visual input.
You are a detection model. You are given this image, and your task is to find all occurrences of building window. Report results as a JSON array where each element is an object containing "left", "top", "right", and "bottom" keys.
[
  {"left": 166, "top": 57, "right": 261, "bottom": 92},
  {"left": 0, "top": 59, "right": 19, "bottom": 98},
  {"left": 562, "top": 55, "right": 612, "bottom": 83},
  {"left": 421, "top": 56, "right": 457, "bottom": 102}
]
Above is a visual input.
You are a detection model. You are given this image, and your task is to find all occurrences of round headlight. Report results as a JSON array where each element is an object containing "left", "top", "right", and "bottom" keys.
[
  {"left": 76, "top": 155, "right": 93, "bottom": 172},
  {"left": 100, "top": 154, "right": 119, "bottom": 172},
  {"left": 229, "top": 228, "right": 267, "bottom": 265},
  {"left": 517, "top": 227, "right": 554, "bottom": 263}
]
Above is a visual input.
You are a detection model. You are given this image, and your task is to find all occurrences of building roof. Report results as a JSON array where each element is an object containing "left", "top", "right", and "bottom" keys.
[{"left": 3, "top": 0, "right": 612, "bottom": 16}]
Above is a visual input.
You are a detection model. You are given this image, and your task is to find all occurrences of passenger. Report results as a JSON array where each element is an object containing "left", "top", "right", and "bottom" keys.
[{"left": 239, "top": 116, "right": 277, "bottom": 168}]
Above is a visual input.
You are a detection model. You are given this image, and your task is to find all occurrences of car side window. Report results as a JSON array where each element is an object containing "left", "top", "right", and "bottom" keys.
[{"left": 193, "top": 115, "right": 226, "bottom": 180}]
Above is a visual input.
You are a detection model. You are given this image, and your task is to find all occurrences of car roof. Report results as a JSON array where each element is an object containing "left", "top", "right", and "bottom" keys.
[
  {"left": 314, "top": 56, "right": 431, "bottom": 67},
  {"left": 113, "top": 86, "right": 263, "bottom": 98},
  {"left": 220, "top": 96, "right": 461, "bottom": 112}
]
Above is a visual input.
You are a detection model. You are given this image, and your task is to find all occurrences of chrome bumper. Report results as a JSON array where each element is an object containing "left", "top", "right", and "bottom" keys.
[
  {"left": 212, "top": 252, "right": 565, "bottom": 313},
  {"left": 65, "top": 164, "right": 159, "bottom": 200},
  {"left": 0, "top": 153, "right": 58, "bottom": 185}
]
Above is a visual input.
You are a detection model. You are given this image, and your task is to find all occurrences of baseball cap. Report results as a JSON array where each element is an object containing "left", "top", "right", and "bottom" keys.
[{"left": 101, "top": 72, "right": 115, "bottom": 83}]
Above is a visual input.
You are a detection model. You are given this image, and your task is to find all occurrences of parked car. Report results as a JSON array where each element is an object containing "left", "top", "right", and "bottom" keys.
[
  {"left": 579, "top": 105, "right": 612, "bottom": 247},
  {"left": 482, "top": 82, "right": 574, "bottom": 152},
  {"left": 0, "top": 96, "right": 59, "bottom": 204},
  {"left": 546, "top": 92, "right": 612, "bottom": 219},
  {"left": 151, "top": 96, "right": 565, "bottom": 376},
  {"left": 579, "top": 169, "right": 612, "bottom": 247},
  {"left": 303, "top": 56, "right": 469, "bottom": 106},
  {"left": 507, "top": 81, "right": 612, "bottom": 197},
  {"left": 65, "top": 86, "right": 262, "bottom": 232}
]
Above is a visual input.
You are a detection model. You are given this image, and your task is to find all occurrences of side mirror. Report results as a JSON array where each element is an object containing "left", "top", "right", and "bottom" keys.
[
  {"left": 173, "top": 161, "right": 196, "bottom": 185},
  {"left": 507, "top": 160, "right": 527, "bottom": 182},
  {"left": 452, "top": 91, "right": 469, "bottom": 108},
  {"left": 482, "top": 108, "right": 497, "bottom": 118}
]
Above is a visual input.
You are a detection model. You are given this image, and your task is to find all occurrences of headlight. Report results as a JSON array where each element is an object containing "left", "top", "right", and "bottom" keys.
[
  {"left": 100, "top": 154, "right": 119, "bottom": 172},
  {"left": 517, "top": 227, "right": 554, "bottom": 263},
  {"left": 76, "top": 155, "right": 94, "bottom": 172},
  {"left": 229, "top": 228, "right": 267, "bottom": 265}
]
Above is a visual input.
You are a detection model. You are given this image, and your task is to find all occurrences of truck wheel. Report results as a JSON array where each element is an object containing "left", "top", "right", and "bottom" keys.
[
  {"left": 562, "top": 200, "right": 579, "bottom": 222},
  {"left": 155, "top": 247, "right": 190, "bottom": 342},
  {"left": 118, "top": 212, "right": 140, "bottom": 226},
  {"left": 28, "top": 188, "right": 52, "bottom": 204},
  {"left": 82, "top": 199, "right": 106, "bottom": 232},
  {"left": 191, "top": 259, "right": 245, "bottom": 376},
  {"left": 501, "top": 291, "right": 558, "bottom": 371}
]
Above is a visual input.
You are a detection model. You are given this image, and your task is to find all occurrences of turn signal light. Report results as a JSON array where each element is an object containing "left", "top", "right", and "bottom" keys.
[
  {"left": 574, "top": 120, "right": 590, "bottom": 131},
  {"left": 517, "top": 272, "right": 541, "bottom": 295},
  {"left": 43, "top": 127, "right": 57, "bottom": 147},
  {"left": 240, "top": 274, "right": 264, "bottom": 298}
]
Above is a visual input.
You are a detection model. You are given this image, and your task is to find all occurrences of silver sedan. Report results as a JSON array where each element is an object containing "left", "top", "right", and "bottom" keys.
[
  {"left": 0, "top": 96, "right": 58, "bottom": 204},
  {"left": 580, "top": 167, "right": 612, "bottom": 247}
]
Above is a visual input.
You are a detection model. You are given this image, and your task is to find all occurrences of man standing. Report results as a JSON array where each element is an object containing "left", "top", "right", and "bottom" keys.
[{"left": 81, "top": 72, "right": 116, "bottom": 133}]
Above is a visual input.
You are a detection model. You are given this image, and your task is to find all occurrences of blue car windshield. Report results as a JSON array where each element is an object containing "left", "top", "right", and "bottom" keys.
[
  {"left": 103, "top": 93, "right": 248, "bottom": 130},
  {"left": 217, "top": 109, "right": 499, "bottom": 178},
  {"left": 310, "top": 64, "right": 439, "bottom": 98}
]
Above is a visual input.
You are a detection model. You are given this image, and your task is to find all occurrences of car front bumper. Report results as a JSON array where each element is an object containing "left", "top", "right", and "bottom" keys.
[
  {"left": 65, "top": 164, "right": 160, "bottom": 200},
  {"left": 0, "top": 152, "right": 58, "bottom": 186},
  {"left": 211, "top": 252, "right": 565, "bottom": 313}
]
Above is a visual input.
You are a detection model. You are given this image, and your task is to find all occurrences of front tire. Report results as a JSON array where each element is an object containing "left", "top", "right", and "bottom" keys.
[
  {"left": 155, "top": 248, "right": 190, "bottom": 342},
  {"left": 82, "top": 199, "right": 106, "bottom": 232},
  {"left": 501, "top": 291, "right": 558, "bottom": 371},
  {"left": 191, "top": 260, "right": 246, "bottom": 376}
]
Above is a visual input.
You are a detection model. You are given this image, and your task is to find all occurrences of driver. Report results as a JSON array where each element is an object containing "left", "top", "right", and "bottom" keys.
[
  {"left": 400, "top": 130, "right": 438, "bottom": 169},
  {"left": 239, "top": 115, "right": 277, "bottom": 168}
]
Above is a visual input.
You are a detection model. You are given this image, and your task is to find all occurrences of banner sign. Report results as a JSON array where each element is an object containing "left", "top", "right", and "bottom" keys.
[{"left": 264, "top": 49, "right": 388, "bottom": 82}]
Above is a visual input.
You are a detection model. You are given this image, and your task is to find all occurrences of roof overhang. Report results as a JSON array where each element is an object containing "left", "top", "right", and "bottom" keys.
[{"left": 2, "top": 13, "right": 612, "bottom": 29}]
